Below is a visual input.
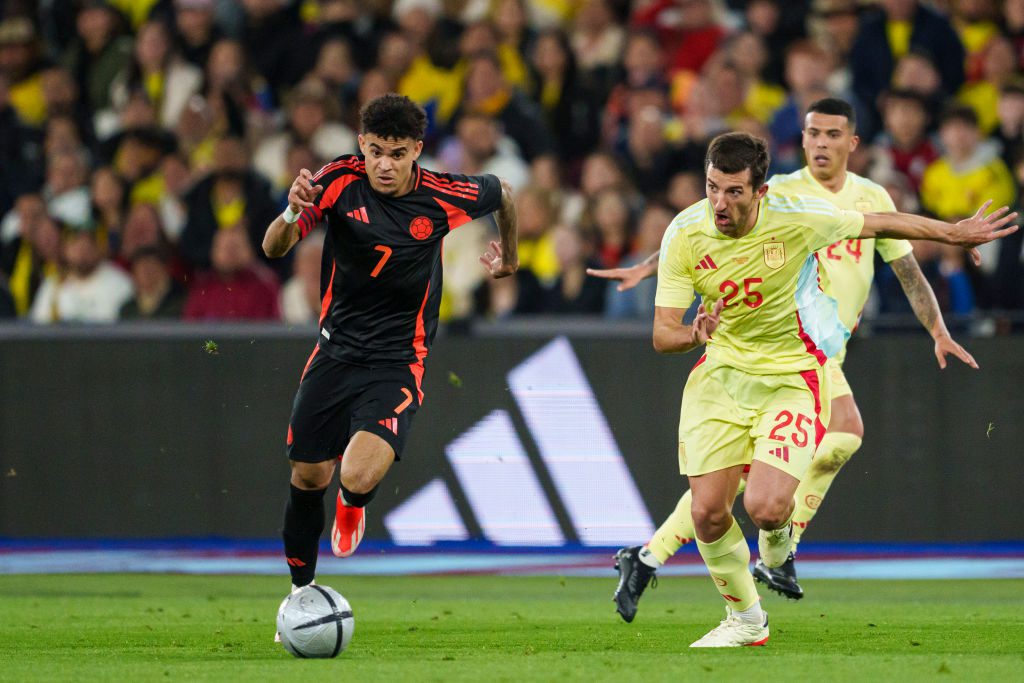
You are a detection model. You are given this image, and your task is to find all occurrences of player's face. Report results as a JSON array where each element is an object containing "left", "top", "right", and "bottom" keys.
[
  {"left": 802, "top": 112, "right": 858, "bottom": 181},
  {"left": 705, "top": 164, "right": 768, "bottom": 236},
  {"left": 359, "top": 133, "right": 424, "bottom": 197}
]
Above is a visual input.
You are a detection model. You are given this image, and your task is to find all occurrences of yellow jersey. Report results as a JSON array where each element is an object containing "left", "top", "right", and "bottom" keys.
[
  {"left": 767, "top": 168, "right": 912, "bottom": 333},
  {"left": 656, "top": 193, "right": 864, "bottom": 375}
]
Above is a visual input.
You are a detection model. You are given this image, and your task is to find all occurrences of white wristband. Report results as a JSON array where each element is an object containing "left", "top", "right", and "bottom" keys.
[{"left": 282, "top": 205, "right": 301, "bottom": 223}]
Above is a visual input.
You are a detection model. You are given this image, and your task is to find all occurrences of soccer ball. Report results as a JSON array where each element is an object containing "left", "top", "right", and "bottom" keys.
[{"left": 276, "top": 584, "right": 355, "bottom": 658}]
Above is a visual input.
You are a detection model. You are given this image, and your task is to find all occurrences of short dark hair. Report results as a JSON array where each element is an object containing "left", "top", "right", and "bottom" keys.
[
  {"left": 940, "top": 103, "right": 979, "bottom": 129},
  {"left": 885, "top": 88, "right": 929, "bottom": 111},
  {"left": 360, "top": 93, "right": 427, "bottom": 141},
  {"left": 806, "top": 97, "right": 857, "bottom": 130},
  {"left": 705, "top": 132, "right": 770, "bottom": 189}
]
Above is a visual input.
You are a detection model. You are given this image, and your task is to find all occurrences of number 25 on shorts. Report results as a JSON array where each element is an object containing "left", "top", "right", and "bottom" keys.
[{"left": 768, "top": 409, "right": 812, "bottom": 448}]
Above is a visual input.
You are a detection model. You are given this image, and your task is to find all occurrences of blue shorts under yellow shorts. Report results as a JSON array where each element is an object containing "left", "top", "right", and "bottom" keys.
[{"left": 677, "top": 357, "right": 831, "bottom": 480}]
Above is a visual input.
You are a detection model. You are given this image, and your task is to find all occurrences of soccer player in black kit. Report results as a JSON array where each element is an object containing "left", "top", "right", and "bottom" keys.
[{"left": 263, "top": 94, "right": 518, "bottom": 595}]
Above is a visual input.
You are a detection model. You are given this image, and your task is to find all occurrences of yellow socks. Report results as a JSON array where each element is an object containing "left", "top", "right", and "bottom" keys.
[
  {"left": 792, "top": 431, "right": 863, "bottom": 549},
  {"left": 646, "top": 489, "right": 694, "bottom": 563},
  {"left": 645, "top": 478, "right": 750, "bottom": 565},
  {"left": 696, "top": 517, "right": 760, "bottom": 611}
]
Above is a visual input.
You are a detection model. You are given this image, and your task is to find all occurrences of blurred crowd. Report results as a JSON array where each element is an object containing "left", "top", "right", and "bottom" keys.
[{"left": 0, "top": 0, "right": 1022, "bottom": 329}]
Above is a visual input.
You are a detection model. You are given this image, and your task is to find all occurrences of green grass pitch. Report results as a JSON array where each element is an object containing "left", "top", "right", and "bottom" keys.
[{"left": 0, "top": 574, "right": 1021, "bottom": 682}]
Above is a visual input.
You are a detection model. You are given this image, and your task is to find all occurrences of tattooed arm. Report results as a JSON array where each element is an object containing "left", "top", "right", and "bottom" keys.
[{"left": 889, "top": 252, "right": 978, "bottom": 369}]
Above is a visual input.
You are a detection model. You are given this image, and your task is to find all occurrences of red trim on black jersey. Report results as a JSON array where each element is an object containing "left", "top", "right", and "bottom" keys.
[
  {"left": 319, "top": 261, "right": 337, "bottom": 325},
  {"left": 319, "top": 173, "right": 360, "bottom": 211},
  {"left": 408, "top": 283, "right": 430, "bottom": 404},
  {"left": 421, "top": 170, "right": 479, "bottom": 193},
  {"left": 313, "top": 157, "right": 365, "bottom": 183},
  {"left": 421, "top": 180, "right": 479, "bottom": 201},
  {"left": 298, "top": 206, "right": 324, "bottom": 238},
  {"left": 432, "top": 196, "right": 473, "bottom": 231}
]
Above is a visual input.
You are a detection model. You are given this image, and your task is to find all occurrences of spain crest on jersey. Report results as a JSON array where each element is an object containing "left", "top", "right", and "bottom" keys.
[{"left": 763, "top": 241, "right": 785, "bottom": 269}]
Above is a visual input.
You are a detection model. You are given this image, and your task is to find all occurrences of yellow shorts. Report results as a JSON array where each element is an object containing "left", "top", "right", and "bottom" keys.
[
  {"left": 677, "top": 358, "right": 831, "bottom": 480},
  {"left": 826, "top": 356, "right": 852, "bottom": 400}
]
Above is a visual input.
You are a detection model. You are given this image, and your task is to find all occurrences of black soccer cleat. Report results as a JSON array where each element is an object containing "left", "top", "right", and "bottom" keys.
[
  {"left": 612, "top": 545, "right": 658, "bottom": 623},
  {"left": 752, "top": 553, "right": 804, "bottom": 600}
]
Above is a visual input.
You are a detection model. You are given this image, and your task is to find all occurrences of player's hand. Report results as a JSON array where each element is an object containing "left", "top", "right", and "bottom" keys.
[
  {"left": 479, "top": 240, "right": 518, "bottom": 279},
  {"left": 952, "top": 201, "right": 1019, "bottom": 252},
  {"left": 586, "top": 260, "right": 657, "bottom": 292},
  {"left": 288, "top": 168, "right": 323, "bottom": 211},
  {"left": 692, "top": 299, "right": 724, "bottom": 344},
  {"left": 934, "top": 333, "right": 978, "bottom": 370}
]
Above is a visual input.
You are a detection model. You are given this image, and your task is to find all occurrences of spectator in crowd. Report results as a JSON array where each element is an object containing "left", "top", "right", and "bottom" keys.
[
  {"left": 60, "top": 0, "right": 133, "bottom": 115},
  {"left": 279, "top": 228, "right": 323, "bottom": 325},
  {"left": 254, "top": 79, "right": 355, "bottom": 194},
  {"left": 995, "top": 80, "right": 1024, "bottom": 170},
  {"left": 310, "top": 37, "right": 359, "bottom": 115},
  {"left": 0, "top": 17, "right": 49, "bottom": 126},
  {"left": 30, "top": 222, "right": 133, "bottom": 324},
  {"left": 572, "top": 0, "right": 626, "bottom": 74},
  {"left": 632, "top": 0, "right": 725, "bottom": 76},
  {"left": 513, "top": 185, "right": 560, "bottom": 283},
  {"left": 769, "top": 40, "right": 831, "bottom": 173},
  {"left": 603, "top": 201, "right": 673, "bottom": 320},
  {"left": 119, "top": 244, "right": 185, "bottom": 320},
  {"left": 920, "top": 105, "right": 1015, "bottom": 225},
  {"left": 0, "top": 73, "right": 43, "bottom": 217},
  {"left": 167, "top": 0, "right": 223, "bottom": 69},
  {"left": 958, "top": 35, "right": 1018, "bottom": 134},
  {"left": 43, "top": 148, "right": 93, "bottom": 231},
  {"left": 872, "top": 88, "right": 938, "bottom": 193},
  {"left": 0, "top": 195, "right": 60, "bottom": 316},
  {"left": 458, "top": 50, "right": 554, "bottom": 162},
  {"left": 920, "top": 104, "right": 1015, "bottom": 312},
  {"left": 850, "top": 0, "right": 965, "bottom": 139},
  {"left": 107, "top": 19, "right": 203, "bottom": 131},
  {"left": 586, "top": 189, "right": 633, "bottom": 269},
  {"left": 238, "top": 0, "right": 308, "bottom": 100},
  {"left": 665, "top": 170, "right": 704, "bottom": 212},
  {"left": 438, "top": 111, "right": 530, "bottom": 190},
  {"left": 116, "top": 202, "right": 172, "bottom": 270},
  {"left": 179, "top": 136, "right": 278, "bottom": 271},
  {"left": 1006, "top": 0, "right": 1024, "bottom": 69},
  {"left": 528, "top": 28, "right": 602, "bottom": 164},
  {"left": 183, "top": 222, "right": 279, "bottom": 321},
  {"left": 602, "top": 29, "right": 668, "bottom": 149},
  {"left": 539, "top": 223, "right": 605, "bottom": 314}
]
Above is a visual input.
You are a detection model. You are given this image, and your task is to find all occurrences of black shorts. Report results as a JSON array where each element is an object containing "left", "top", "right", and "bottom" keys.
[{"left": 286, "top": 347, "right": 421, "bottom": 463}]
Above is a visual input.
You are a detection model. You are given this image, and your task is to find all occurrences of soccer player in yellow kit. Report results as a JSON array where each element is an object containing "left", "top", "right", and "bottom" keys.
[
  {"left": 597, "top": 98, "right": 979, "bottom": 615},
  {"left": 607, "top": 131, "right": 1014, "bottom": 647}
]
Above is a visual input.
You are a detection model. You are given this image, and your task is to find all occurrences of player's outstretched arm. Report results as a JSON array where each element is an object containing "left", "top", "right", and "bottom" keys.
[
  {"left": 889, "top": 253, "right": 979, "bottom": 370},
  {"left": 480, "top": 179, "right": 519, "bottom": 278},
  {"left": 263, "top": 168, "right": 323, "bottom": 258},
  {"left": 587, "top": 250, "right": 660, "bottom": 292},
  {"left": 860, "top": 201, "right": 1019, "bottom": 266},
  {"left": 653, "top": 300, "right": 723, "bottom": 354}
]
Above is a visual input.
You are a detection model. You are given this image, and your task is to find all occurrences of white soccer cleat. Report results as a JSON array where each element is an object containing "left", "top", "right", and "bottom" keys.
[
  {"left": 690, "top": 608, "right": 770, "bottom": 648},
  {"left": 758, "top": 523, "right": 794, "bottom": 569}
]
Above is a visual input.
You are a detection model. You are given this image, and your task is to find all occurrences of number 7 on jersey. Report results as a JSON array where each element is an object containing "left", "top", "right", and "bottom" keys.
[{"left": 371, "top": 245, "right": 392, "bottom": 277}]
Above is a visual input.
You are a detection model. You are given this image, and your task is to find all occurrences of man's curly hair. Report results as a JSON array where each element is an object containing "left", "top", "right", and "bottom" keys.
[{"left": 360, "top": 94, "right": 427, "bottom": 141}]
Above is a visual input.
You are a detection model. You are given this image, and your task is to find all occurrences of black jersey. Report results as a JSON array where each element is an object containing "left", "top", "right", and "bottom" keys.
[{"left": 295, "top": 155, "right": 502, "bottom": 397}]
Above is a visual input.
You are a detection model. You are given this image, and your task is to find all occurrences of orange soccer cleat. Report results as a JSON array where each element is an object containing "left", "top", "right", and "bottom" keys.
[{"left": 330, "top": 490, "right": 366, "bottom": 557}]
